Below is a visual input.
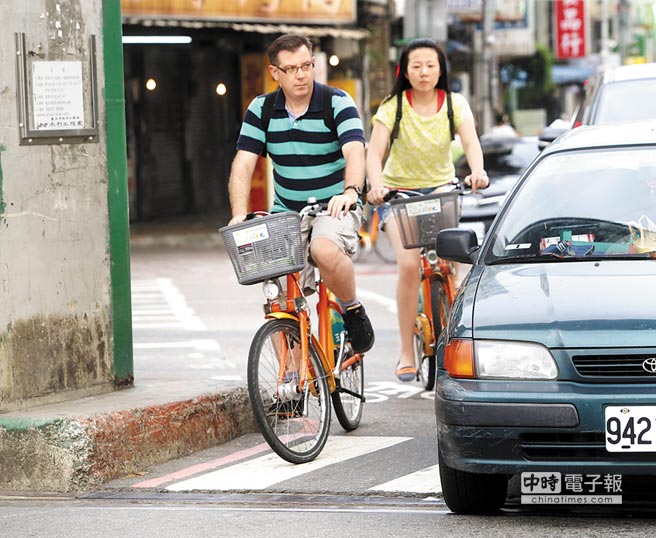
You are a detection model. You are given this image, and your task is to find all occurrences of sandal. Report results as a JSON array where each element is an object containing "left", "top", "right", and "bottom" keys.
[{"left": 396, "top": 363, "right": 417, "bottom": 383}]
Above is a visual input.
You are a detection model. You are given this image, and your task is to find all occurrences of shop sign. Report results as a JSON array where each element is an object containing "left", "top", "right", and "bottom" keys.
[
  {"left": 554, "top": 0, "right": 587, "bottom": 59},
  {"left": 121, "top": 0, "right": 356, "bottom": 24}
]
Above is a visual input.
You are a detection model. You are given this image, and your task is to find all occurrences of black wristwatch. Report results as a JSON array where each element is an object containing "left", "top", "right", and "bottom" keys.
[{"left": 343, "top": 185, "right": 362, "bottom": 197}]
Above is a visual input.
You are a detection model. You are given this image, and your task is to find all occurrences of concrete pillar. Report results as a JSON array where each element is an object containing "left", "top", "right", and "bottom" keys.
[{"left": 0, "top": 0, "right": 131, "bottom": 412}]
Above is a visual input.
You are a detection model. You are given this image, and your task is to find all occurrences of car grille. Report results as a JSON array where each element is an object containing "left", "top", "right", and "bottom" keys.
[
  {"left": 520, "top": 432, "right": 655, "bottom": 462},
  {"left": 572, "top": 354, "right": 656, "bottom": 379}
]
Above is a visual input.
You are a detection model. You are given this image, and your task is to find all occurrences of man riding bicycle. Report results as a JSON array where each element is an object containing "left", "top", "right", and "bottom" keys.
[{"left": 227, "top": 33, "right": 375, "bottom": 354}]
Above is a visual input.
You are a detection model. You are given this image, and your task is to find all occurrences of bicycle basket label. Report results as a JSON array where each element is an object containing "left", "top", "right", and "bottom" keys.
[
  {"left": 407, "top": 199, "right": 442, "bottom": 216},
  {"left": 232, "top": 224, "right": 269, "bottom": 247}
]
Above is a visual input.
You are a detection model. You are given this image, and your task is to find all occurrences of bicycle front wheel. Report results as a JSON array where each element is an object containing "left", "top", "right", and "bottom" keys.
[
  {"left": 331, "top": 353, "right": 365, "bottom": 431},
  {"left": 430, "top": 277, "right": 451, "bottom": 341},
  {"left": 247, "top": 319, "right": 331, "bottom": 464}
]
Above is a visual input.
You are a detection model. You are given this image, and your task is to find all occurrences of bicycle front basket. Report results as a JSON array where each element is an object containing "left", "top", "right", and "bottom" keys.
[
  {"left": 390, "top": 191, "right": 460, "bottom": 249},
  {"left": 219, "top": 212, "right": 305, "bottom": 285}
]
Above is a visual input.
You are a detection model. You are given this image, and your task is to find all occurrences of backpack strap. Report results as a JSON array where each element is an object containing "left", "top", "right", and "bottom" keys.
[
  {"left": 446, "top": 91, "right": 455, "bottom": 142},
  {"left": 259, "top": 90, "right": 278, "bottom": 157},
  {"left": 321, "top": 84, "right": 337, "bottom": 136},
  {"left": 388, "top": 91, "right": 403, "bottom": 152},
  {"left": 388, "top": 89, "right": 454, "bottom": 151}
]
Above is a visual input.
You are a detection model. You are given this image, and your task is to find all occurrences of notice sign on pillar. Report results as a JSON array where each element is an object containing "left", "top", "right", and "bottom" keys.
[
  {"left": 15, "top": 33, "right": 99, "bottom": 145},
  {"left": 32, "top": 61, "right": 84, "bottom": 131},
  {"left": 554, "top": 0, "right": 587, "bottom": 59}
]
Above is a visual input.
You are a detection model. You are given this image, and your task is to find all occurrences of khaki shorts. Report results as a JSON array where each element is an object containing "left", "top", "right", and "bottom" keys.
[{"left": 298, "top": 206, "right": 363, "bottom": 294}]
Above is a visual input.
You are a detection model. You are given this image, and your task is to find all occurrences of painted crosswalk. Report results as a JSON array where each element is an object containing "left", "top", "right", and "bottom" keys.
[
  {"left": 133, "top": 436, "right": 441, "bottom": 495},
  {"left": 132, "top": 278, "right": 206, "bottom": 330},
  {"left": 131, "top": 278, "right": 240, "bottom": 380}
]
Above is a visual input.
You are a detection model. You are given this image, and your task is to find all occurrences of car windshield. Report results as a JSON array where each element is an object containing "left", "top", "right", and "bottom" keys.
[
  {"left": 595, "top": 79, "right": 656, "bottom": 124},
  {"left": 483, "top": 147, "right": 656, "bottom": 264}
]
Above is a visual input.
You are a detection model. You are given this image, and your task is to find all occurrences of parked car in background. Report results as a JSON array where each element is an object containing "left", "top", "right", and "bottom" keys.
[
  {"left": 572, "top": 62, "right": 656, "bottom": 127},
  {"left": 435, "top": 122, "right": 656, "bottom": 515},
  {"left": 455, "top": 135, "right": 540, "bottom": 243},
  {"left": 539, "top": 62, "right": 656, "bottom": 148}
]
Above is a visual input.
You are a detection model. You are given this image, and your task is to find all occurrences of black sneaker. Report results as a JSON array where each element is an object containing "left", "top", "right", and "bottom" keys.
[{"left": 342, "top": 303, "right": 375, "bottom": 353}]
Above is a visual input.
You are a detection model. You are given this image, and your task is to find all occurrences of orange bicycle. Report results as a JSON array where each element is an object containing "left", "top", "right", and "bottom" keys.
[
  {"left": 220, "top": 202, "right": 366, "bottom": 463},
  {"left": 385, "top": 187, "right": 461, "bottom": 390}
]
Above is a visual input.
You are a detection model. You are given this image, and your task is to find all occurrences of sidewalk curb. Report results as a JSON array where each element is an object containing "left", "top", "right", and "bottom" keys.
[{"left": 0, "top": 387, "right": 255, "bottom": 492}]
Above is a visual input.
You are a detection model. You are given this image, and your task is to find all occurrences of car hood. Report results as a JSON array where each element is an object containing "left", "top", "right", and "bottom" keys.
[{"left": 472, "top": 261, "right": 656, "bottom": 347}]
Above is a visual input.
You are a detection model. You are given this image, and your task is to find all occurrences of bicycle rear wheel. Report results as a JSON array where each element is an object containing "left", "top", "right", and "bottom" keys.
[
  {"left": 331, "top": 352, "right": 365, "bottom": 431},
  {"left": 373, "top": 226, "right": 396, "bottom": 264},
  {"left": 248, "top": 318, "right": 331, "bottom": 464}
]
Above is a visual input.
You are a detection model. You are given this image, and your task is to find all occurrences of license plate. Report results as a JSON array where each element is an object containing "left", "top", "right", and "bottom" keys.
[{"left": 605, "top": 406, "right": 656, "bottom": 452}]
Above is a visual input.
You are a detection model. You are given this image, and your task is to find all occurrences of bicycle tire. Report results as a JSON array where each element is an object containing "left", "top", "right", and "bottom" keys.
[
  {"left": 331, "top": 352, "right": 365, "bottom": 431},
  {"left": 247, "top": 318, "right": 331, "bottom": 464},
  {"left": 369, "top": 209, "right": 396, "bottom": 263},
  {"left": 414, "top": 321, "right": 430, "bottom": 389},
  {"left": 424, "top": 277, "right": 451, "bottom": 391},
  {"left": 373, "top": 227, "right": 396, "bottom": 264},
  {"left": 431, "top": 277, "right": 451, "bottom": 339}
]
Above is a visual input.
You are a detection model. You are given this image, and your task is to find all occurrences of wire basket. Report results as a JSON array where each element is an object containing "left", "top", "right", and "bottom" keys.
[
  {"left": 390, "top": 191, "right": 460, "bottom": 249},
  {"left": 219, "top": 212, "right": 305, "bottom": 285}
]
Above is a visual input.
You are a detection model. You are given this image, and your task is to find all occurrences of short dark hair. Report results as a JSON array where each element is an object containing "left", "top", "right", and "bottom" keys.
[
  {"left": 266, "top": 34, "right": 313, "bottom": 65},
  {"left": 383, "top": 38, "right": 449, "bottom": 104}
]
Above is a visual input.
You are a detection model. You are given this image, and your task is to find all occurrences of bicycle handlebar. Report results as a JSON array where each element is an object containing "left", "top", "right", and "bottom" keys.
[
  {"left": 380, "top": 179, "right": 469, "bottom": 204},
  {"left": 244, "top": 202, "right": 358, "bottom": 221}
]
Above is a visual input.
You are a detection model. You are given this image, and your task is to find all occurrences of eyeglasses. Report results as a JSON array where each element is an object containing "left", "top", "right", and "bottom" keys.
[{"left": 275, "top": 61, "right": 314, "bottom": 75}]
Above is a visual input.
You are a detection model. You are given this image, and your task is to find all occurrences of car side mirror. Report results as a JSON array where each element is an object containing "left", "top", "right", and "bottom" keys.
[
  {"left": 436, "top": 228, "right": 479, "bottom": 264},
  {"left": 537, "top": 125, "right": 570, "bottom": 151}
]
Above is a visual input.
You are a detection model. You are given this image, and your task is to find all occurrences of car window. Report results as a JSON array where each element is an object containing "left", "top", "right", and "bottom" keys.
[
  {"left": 483, "top": 147, "right": 656, "bottom": 263},
  {"left": 594, "top": 80, "right": 656, "bottom": 125}
]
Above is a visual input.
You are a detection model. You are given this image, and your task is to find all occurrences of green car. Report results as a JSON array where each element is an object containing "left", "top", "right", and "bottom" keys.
[{"left": 434, "top": 122, "right": 656, "bottom": 515}]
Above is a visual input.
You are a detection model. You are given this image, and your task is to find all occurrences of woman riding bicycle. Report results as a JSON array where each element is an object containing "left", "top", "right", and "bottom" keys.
[{"left": 366, "top": 38, "right": 488, "bottom": 382}]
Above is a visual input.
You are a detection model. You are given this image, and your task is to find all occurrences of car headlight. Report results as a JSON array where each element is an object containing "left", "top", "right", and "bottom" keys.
[
  {"left": 444, "top": 339, "right": 558, "bottom": 379},
  {"left": 476, "top": 340, "right": 558, "bottom": 379}
]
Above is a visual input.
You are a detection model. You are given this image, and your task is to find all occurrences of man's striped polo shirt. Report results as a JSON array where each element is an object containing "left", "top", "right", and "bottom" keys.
[{"left": 236, "top": 81, "right": 365, "bottom": 212}]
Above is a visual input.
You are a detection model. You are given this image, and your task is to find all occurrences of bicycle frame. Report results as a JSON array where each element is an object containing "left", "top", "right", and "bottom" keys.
[{"left": 264, "top": 272, "right": 340, "bottom": 395}]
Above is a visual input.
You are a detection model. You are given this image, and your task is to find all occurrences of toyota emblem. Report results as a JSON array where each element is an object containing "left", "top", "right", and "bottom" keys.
[{"left": 642, "top": 357, "right": 656, "bottom": 374}]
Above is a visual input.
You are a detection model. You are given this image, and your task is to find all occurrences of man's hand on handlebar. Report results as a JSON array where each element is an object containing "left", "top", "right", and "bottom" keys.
[
  {"left": 228, "top": 214, "right": 247, "bottom": 226},
  {"left": 327, "top": 190, "right": 360, "bottom": 218}
]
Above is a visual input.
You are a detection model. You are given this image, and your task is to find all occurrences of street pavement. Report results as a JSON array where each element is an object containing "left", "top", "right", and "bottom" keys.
[{"left": 0, "top": 216, "right": 255, "bottom": 492}]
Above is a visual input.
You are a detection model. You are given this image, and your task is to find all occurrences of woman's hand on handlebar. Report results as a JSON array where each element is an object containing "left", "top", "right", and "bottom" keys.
[
  {"left": 367, "top": 186, "right": 390, "bottom": 206},
  {"left": 464, "top": 170, "right": 489, "bottom": 193}
]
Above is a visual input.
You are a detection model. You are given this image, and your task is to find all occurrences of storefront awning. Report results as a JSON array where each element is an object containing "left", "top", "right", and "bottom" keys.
[
  {"left": 123, "top": 17, "right": 370, "bottom": 40},
  {"left": 551, "top": 64, "right": 596, "bottom": 85}
]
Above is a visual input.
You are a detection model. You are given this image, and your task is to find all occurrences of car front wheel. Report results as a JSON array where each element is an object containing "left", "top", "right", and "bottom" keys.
[{"left": 438, "top": 444, "right": 508, "bottom": 514}]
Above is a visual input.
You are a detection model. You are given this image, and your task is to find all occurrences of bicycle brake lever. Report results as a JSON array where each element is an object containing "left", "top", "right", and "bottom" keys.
[{"left": 382, "top": 189, "right": 399, "bottom": 203}]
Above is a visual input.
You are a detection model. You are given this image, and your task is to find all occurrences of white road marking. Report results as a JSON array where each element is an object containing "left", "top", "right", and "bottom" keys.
[
  {"left": 133, "top": 339, "right": 221, "bottom": 351},
  {"left": 369, "top": 465, "right": 442, "bottom": 494},
  {"left": 167, "top": 436, "right": 411, "bottom": 492},
  {"left": 157, "top": 278, "right": 207, "bottom": 330}
]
